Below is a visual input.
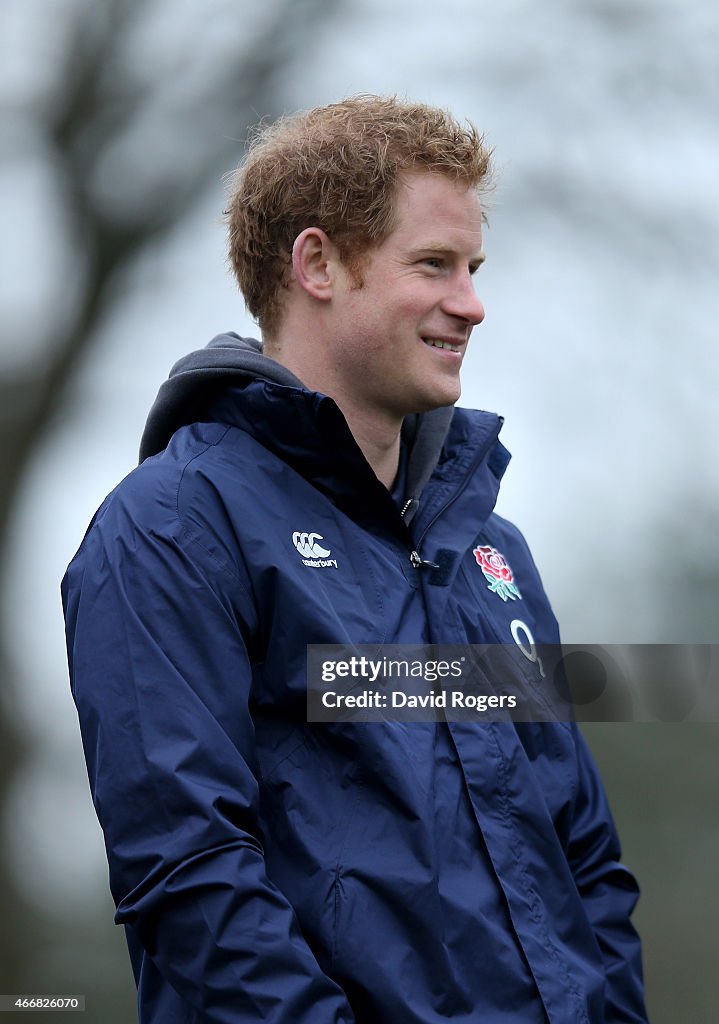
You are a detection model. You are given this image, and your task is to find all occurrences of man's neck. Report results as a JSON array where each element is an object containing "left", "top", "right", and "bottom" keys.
[
  {"left": 314, "top": 384, "right": 403, "bottom": 488},
  {"left": 264, "top": 332, "right": 403, "bottom": 489},
  {"left": 341, "top": 409, "right": 402, "bottom": 489}
]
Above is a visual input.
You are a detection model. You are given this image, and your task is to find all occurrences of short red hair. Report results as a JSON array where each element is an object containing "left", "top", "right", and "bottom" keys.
[{"left": 226, "top": 95, "right": 493, "bottom": 336}]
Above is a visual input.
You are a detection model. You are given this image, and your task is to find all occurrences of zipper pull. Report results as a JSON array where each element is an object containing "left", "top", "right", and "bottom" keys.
[{"left": 410, "top": 550, "right": 440, "bottom": 571}]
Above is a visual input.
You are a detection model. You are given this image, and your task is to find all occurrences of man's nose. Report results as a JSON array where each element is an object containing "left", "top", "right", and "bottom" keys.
[{"left": 442, "top": 274, "right": 485, "bottom": 326}]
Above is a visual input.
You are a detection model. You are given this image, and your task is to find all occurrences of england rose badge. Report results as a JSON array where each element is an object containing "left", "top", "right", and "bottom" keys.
[{"left": 472, "top": 544, "right": 522, "bottom": 602}]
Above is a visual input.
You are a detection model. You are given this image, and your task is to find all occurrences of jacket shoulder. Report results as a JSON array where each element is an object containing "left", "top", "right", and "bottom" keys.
[{"left": 73, "top": 421, "right": 252, "bottom": 587}]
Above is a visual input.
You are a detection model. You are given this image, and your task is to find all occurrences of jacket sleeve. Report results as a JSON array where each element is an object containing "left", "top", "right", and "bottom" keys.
[
  {"left": 567, "top": 726, "right": 648, "bottom": 1023},
  {"left": 62, "top": 499, "right": 355, "bottom": 1024}
]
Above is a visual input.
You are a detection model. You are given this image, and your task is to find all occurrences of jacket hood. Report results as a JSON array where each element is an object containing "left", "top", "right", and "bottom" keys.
[
  {"left": 139, "top": 332, "right": 469, "bottom": 519},
  {"left": 139, "top": 333, "right": 302, "bottom": 463}
]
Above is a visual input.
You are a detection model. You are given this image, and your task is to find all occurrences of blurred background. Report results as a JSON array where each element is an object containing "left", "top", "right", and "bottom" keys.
[{"left": 1, "top": 0, "right": 717, "bottom": 1020}]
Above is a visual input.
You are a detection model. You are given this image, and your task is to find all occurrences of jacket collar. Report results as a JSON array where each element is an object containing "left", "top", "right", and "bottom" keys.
[{"left": 207, "top": 379, "right": 510, "bottom": 545}]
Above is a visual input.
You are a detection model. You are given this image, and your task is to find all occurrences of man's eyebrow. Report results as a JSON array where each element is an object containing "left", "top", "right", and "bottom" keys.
[{"left": 411, "top": 243, "right": 486, "bottom": 264}]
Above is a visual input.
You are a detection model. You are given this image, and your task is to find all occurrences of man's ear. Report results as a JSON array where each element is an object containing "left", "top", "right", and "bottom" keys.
[{"left": 291, "top": 228, "right": 338, "bottom": 301}]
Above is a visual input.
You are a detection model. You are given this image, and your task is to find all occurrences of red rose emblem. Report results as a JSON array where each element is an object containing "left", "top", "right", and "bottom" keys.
[
  {"left": 473, "top": 545, "right": 513, "bottom": 581},
  {"left": 472, "top": 545, "right": 522, "bottom": 602}
]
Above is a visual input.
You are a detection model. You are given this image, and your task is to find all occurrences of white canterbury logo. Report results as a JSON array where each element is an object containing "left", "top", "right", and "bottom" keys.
[
  {"left": 293, "top": 532, "right": 331, "bottom": 558},
  {"left": 292, "top": 532, "right": 338, "bottom": 569}
]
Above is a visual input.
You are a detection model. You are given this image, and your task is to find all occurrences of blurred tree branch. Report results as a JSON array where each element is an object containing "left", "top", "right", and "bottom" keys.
[
  {"left": 1, "top": 0, "right": 337, "bottom": 540},
  {"left": 0, "top": 0, "right": 341, "bottom": 998}
]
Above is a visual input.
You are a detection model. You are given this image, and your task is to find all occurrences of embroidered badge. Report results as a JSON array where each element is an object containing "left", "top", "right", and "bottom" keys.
[{"left": 472, "top": 544, "right": 522, "bottom": 602}]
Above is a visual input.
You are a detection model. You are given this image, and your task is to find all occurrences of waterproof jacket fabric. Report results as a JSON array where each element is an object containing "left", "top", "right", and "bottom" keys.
[{"left": 62, "top": 337, "right": 647, "bottom": 1024}]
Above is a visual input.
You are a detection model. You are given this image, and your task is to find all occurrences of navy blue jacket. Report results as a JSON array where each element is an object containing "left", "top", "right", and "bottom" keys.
[{"left": 62, "top": 337, "right": 647, "bottom": 1023}]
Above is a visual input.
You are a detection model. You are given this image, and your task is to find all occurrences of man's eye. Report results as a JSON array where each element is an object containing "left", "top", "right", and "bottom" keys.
[{"left": 423, "top": 257, "right": 443, "bottom": 269}]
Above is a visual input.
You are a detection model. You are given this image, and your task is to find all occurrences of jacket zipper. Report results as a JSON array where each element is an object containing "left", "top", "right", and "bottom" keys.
[
  {"left": 399, "top": 497, "right": 414, "bottom": 519},
  {"left": 404, "top": 421, "right": 503, "bottom": 571},
  {"left": 398, "top": 498, "right": 438, "bottom": 570}
]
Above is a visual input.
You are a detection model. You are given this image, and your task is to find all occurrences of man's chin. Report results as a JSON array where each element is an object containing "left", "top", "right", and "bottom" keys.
[
  {"left": 407, "top": 387, "right": 462, "bottom": 414},
  {"left": 429, "top": 379, "right": 462, "bottom": 409}
]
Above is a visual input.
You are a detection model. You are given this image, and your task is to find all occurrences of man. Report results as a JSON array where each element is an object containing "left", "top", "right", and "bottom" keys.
[{"left": 63, "top": 96, "right": 647, "bottom": 1022}]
